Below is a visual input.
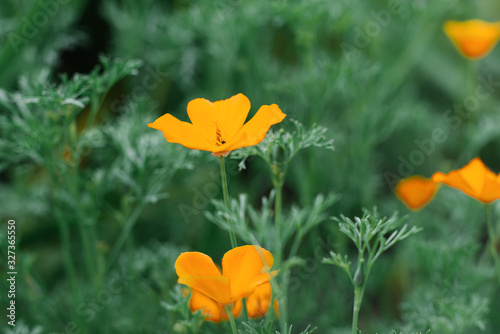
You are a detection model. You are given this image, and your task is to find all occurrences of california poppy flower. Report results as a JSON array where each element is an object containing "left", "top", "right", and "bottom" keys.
[
  {"left": 148, "top": 93, "right": 286, "bottom": 156},
  {"left": 396, "top": 158, "right": 500, "bottom": 209},
  {"left": 175, "top": 245, "right": 277, "bottom": 322},
  {"left": 432, "top": 157, "right": 500, "bottom": 203},
  {"left": 395, "top": 175, "right": 440, "bottom": 210},
  {"left": 443, "top": 20, "right": 500, "bottom": 59}
]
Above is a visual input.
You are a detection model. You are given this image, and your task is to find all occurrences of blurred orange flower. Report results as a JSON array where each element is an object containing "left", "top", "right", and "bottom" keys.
[
  {"left": 443, "top": 20, "right": 500, "bottom": 59},
  {"left": 175, "top": 245, "right": 276, "bottom": 322},
  {"left": 396, "top": 158, "right": 500, "bottom": 209},
  {"left": 432, "top": 157, "right": 500, "bottom": 203},
  {"left": 148, "top": 93, "right": 286, "bottom": 155},
  {"left": 395, "top": 175, "right": 440, "bottom": 210}
]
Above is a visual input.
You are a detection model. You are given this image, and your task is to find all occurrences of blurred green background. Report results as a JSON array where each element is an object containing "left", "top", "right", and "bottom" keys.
[{"left": 1, "top": 0, "right": 500, "bottom": 333}]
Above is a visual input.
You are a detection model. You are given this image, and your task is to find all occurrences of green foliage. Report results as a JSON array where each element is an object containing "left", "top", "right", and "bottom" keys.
[
  {"left": 0, "top": 0, "right": 87, "bottom": 88},
  {"left": 3, "top": 321, "right": 44, "bottom": 334},
  {"left": 232, "top": 119, "right": 334, "bottom": 185},
  {"left": 206, "top": 192, "right": 338, "bottom": 255},
  {"left": 0, "top": 56, "right": 141, "bottom": 172},
  {"left": 324, "top": 208, "right": 421, "bottom": 284},
  {"left": 242, "top": 322, "right": 317, "bottom": 334},
  {"left": 323, "top": 209, "right": 421, "bottom": 334},
  {"left": 2, "top": 0, "right": 500, "bottom": 333}
]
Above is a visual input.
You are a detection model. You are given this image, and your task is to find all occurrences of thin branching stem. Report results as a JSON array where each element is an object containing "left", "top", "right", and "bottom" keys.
[
  {"left": 275, "top": 184, "right": 283, "bottom": 263},
  {"left": 274, "top": 183, "right": 288, "bottom": 334},
  {"left": 107, "top": 199, "right": 148, "bottom": 271},
  {"left": 352, "top": 285, "right": 364, "bottom": 334},
  {"left": 220, "top": 156, "right": 237, "bottom": 248},
  {"left": 55, "top": 214, "right": 88, "bottom": 333}
]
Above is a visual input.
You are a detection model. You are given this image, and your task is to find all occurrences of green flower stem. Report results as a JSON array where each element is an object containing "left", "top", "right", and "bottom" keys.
[
  {"left": 77, "top": 219, "right": 96, "bottom": 287},
  {"left": 65, "top": 119, "right": 99, "bottom": 291},
  {"left": 351, "top": 255, "right": 372, "bottom": 334},
  {"left": 273, "top": 182, "right": 287, "bottom": 334},
  {"left": 53, "top": 209, "right": 88, "bottom": 332},
  {"left": 55, "top": 215, "right": 88, "bottom": 333},
  {"left": 270, "top": 161, "right": 287, "bottom": 334},
  {"left": 107, "top": 199, "right": 148, "bottom": 271},
  {"left": 465, "top": 59, "right": 478, "bottom": 97},
  {"left": 485, "top": 204, "right": 500, "bottom": 285},
  {"left": 275, "top": 184, "right": 283, "bottom": 264},
  {"left": 352, "top": 285, "right": 365, "bottom": 334},
  {"left": 47, "top": 164, "right": 87, "bottom": 333},
  {"left": 226, "top": 306, "right": 238, "bottom": 334},
  {"left": 220, "top": 156, "right": 237, "bottom": 248},
  {"left": 458, "top": 60, "right": 479, "bottom": 161}
]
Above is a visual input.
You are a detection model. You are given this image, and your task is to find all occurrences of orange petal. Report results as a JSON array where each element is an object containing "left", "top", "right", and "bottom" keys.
[
  {"left": 148, "top": 113, "right": 215, "bottom": 151},
  {"left": 432, "top": 157, "right": 500, "bottom": 203},
  {"left": 214, "top": 93, "right": 251, "bottom": 143},
  {"left": 230, "top": 299, "right": 243, "bottom": 319},
  {"left": 187, "top": 98, "right": 218, "bottom": 145},
  {"left": 189, "top": 290, "right": 225, "bottom": 322},
  {"left": 175, "top": 252, "right": 232, "bottom": 304},
  {"left": 188, "top": 291, "right": 243, "bottom": 322},
  {"left": 443, "top": 20, "right": 500, "bottom": 59},
  {"left": 175, "top": 252, "right": 222, "bottom": 277},
  {"left": 178, "top": 275, "right": 232, "bottom": 305},
  {"left": 222, "top": 104, "right": 286, "bottom": 152},
  {"left": 245, "top": 282, "right": 276, "bottom": 318},
  {"left": 395, "top": 176, "right": 440, "bottom": 210},
  {"left": 218, "top": 299, "right": 243, "bottom": 321},
  {"left": 221, "top": 245, "right": 274, "bottom": 300}
]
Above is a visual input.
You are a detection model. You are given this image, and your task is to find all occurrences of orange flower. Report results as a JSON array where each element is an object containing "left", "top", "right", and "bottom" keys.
[
  {"left": 175, "top": 245, "right": 276, "bottom": 322},
  {"left": 443, "top": 20, "right": 500, "bottom": 59},
  {"left": 148, "top": 93, "right": 286, "bottom": 155},
  {"left": 432, "top": 157, "right": 500, "bottom": 203},
  {"left": 395, "top": 176, "right": 440, "bottom": 210},
  {"left": 396, "top": 158, "right": 500, "bottom": 209}
]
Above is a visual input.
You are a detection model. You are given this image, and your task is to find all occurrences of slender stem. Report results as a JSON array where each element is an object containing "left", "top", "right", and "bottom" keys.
[
  {"left": 77, "top": 220, "right": 95, "bottom": 285},
  {"left": 219, "top": 156, "right": 237, "bottom": 248},
  {"left": 226, "top": 306, "right": 238, "bottom": 334},
  {"left": 47, "top": 161, "right": 87, "bottom": 332},
  {"left": 275, "top": 184, "right": 283, "bottom": 264},
  {"left": 64, "top": 118, "right": 99, "bottom": 291},
  {"left": 272, "top": 183, "right": 287, "bottom": 334},
  {"left": 485, "top": 204, "right": 500, "bottom": 285},
  {"left": 107, "top": 199, "right": 147, "bottom": 271},
  {"left": 55, "top": 213, "right": 88, "bottom": 333},
  {"left": 351, "top": 285, "right": 365, "bottom": 334}
]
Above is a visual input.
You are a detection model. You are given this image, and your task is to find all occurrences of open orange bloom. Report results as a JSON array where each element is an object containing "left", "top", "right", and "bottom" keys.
[
  {"left": 395, "top": 175, "right": 440, "bottom": 210},
  {"left": 443, "top": 20, "right": 500, "bottom": 59},
  {"left": 175, "top": 245, "right": 276, "bottom": 322},
  {"left": 396, "top": 158, "right": 500, "bottom": 209},
  {"left": 148, "top": 93, "right": 286, "bottom": 155},
  {"left": 432, "top": 157, "right": 500, "bottom": 203}
]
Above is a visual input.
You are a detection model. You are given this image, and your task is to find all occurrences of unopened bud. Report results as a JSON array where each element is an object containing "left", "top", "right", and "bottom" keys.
[{"left": 354, "top": 258, "right": 365, "bottom": 286}]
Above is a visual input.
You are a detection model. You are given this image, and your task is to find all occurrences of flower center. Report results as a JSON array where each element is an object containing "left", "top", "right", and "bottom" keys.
[{"left": 216, "top": 128, "right": 226, "bottom": 146}]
